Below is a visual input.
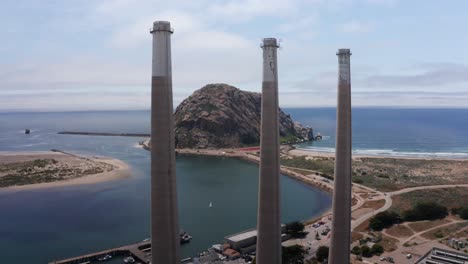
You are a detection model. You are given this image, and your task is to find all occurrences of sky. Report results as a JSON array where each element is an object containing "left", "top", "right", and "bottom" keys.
[{"left": 1, "top": 0, "right": 468, "bottom": 112}]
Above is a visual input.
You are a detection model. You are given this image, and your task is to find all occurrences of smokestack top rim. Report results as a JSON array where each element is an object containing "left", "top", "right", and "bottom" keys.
[
  {"left": 150, "top": 21, "right": 173, "bottom": 33},
  {"left": 261, "top": 38, "right": 279, "bottom": 48},
  {"left": 337, "top": 48, "right": 352, "bottom": 55}
]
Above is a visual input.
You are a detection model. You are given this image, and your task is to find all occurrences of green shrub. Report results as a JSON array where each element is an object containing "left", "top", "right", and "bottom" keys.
[
  {"left": 353, "top": 178, "right": 364, "bottom": 184},
  {"left": 351, "top": 246, "right": 361, "bottom": 255},
  {"left": 370, "top": 244, "right": 384, "bottom": 255},
  {"left": 285, "top": 221, "right": 307, "bottom": 238},
  {"left": 282, "top": 245, "right": 306, "bottom": 264},
  {"left": 403, "top": 202, "right": 448, "bottom": 221},
  {"left": 369, "top": 211, "right": 401, "bottom": 231},
  {"left": 361, "top": 245, "right": 372, "bottom": 258},
  {"left": 316, "top": 246, "right": 329, "bottom": 262}
]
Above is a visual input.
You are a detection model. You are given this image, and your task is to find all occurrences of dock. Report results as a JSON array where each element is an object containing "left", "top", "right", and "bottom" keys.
[
  {"left": 49, "top": 240, "right": 151, "bottom": 264},
  {"left": 58, "top": 131, "right": 150, "bottom": 137}
]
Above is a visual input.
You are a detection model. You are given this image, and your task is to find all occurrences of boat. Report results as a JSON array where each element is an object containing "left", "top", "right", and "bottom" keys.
[
  {"left": 209, "top": 202, "right": 213, "bottom": 208},
  {"left": 97, "top": 254, "right": 112, "bottom": 261},
  {"left": 25, "top": 129, "right": 30, "bottom": 134},
  {"left": 123, "top": 256, "right": 135, "bottom": 263},
  {"left": 180, "top": 230, "right": 192, "bottom": 243}
]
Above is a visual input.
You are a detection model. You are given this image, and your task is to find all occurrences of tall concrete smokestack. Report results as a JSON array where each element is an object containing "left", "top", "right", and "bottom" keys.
[
  {"left": 256, "top": 38, "right": 281, "bottom": 264},
  {"left": 149, "top": 21, "right": 180, "bottom": 264},
  {"left": 329, "top": 48, "right": 352, "bottom": 264}
]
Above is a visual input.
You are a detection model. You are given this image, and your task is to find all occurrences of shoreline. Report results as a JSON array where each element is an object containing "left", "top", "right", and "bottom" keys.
[
  {"left": 290, "top": 148, "right": 468, "bottom": 160},
  {"left": 0, "top": 151, "right": 131, "bottom": 191}
]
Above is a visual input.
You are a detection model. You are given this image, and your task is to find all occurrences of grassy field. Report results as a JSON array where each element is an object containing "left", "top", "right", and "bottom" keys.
[
  {"left": 283, "top": 154, "right": 468, "bottom": 191},
  {"left": 407, "top": 219, "right": 451, "bottom": 233},
  {"left": 421, "top": 221, "right": 468, "bottom": 239},
  {"left": 390, "top": 188, "right": 468, "bottom": 214}
]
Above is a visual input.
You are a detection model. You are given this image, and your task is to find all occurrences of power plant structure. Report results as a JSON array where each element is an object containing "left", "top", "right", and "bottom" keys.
[
  {"left": 256, "top": 38, "right": 282, "bottom": 264},
  {"left": 328, "top": 48, "right": 353, "bottom": 264},
  {"left": 148, "top": 20, "right": 353, "bottom": 263},
  {"left": 150, "top": 21, "right": 180, "bottom": 264}
]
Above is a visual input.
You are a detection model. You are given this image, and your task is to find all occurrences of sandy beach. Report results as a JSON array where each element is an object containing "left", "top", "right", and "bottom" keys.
[
  {"left": 0, "top": 151, "right": 131, "bottom": 190},
  {"left": 289, "top": 148, "right": 468, "bottom": 160}
]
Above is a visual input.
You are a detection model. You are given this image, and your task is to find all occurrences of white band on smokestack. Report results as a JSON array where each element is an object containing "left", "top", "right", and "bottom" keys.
[
  {"left": 151, "top": 21, "right": 173, "bottom": 77},
  {"left": 337, "top": 49, "right": 351, "bottom": 83},
  {"left": 262, "top": 38, "right": 279, "bottom": 82}
]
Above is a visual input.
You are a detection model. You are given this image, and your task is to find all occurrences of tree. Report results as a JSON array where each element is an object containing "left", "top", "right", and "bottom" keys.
[
  {"left": 403, "top": 202, "right": 448, "bottom": 221},
  {"left": 370, "top": 244, "right": 384, "bottom": 255},
  {"left": 282, "top": 245, "right": 306, "bottom": 264},
  {"left": 369, "top": 211, "right": 400, "bottom": 231},
  {"left": 316, "top": 246, "right": 329, "bottom": 262},
  {"left": 286, "top": 221, "right": 306, "bottom": 238},
  {"left": 460, "top": 208, "right": 468, "bottom": 220},
  {"left": 369, "top": 218, "right": 384, "bottom": 231},
  {"left": 351, "top": 246, "right": 361, "bottom": 255},
  {"left": 361, "top": 245, "right": 372, "bottom": 258}
]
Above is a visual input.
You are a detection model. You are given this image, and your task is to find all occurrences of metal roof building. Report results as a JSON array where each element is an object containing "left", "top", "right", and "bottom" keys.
[{"left": 415, "top": 247, "right": 468, "bottom": 264}]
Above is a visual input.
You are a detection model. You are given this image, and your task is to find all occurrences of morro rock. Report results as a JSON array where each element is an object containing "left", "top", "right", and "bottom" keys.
[{"left": 173, "top": 83, "right": 313, "bottom": 148}]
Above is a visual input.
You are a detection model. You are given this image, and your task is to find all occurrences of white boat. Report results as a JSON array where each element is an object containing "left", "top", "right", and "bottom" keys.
[{"left": 209, "top": 202, "right": 213, "bottom": 208}]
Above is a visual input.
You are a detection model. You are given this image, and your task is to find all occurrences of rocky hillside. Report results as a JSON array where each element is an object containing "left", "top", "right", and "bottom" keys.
[{"left": 173, "top": 83, "right": 313, "bottom": 148}]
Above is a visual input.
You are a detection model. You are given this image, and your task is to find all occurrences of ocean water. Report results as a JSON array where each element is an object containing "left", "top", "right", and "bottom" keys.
[
  {"left": 287, "top": 108, "right": 468, "bottom": 158},
  {"left": 0, "top": 111, "right": 331, "bottom": 264}
]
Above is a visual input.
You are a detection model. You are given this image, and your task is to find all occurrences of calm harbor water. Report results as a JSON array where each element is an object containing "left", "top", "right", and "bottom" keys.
[{"left": 0, "top": 111, "right": 331, "bottom": 263}]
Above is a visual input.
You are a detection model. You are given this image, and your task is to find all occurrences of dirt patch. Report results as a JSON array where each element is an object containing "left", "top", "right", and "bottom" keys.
[
  {"left": 355, "top": 219, "right": 371, "bottom": 232},
  {"left": 352, "top": 231, "right": 365, "bottom": 242},
  {"left": 407, "top": 219, "right": 452, "bottom": 233},
  {"left": 381, "top": 234, "right": 399, "bottom": 252},
  {"left": 362, "top": 199, "right": 386, "bottom": 210},
  {"left": 386, "top": 224, "right": 414, "bottom": 238}
]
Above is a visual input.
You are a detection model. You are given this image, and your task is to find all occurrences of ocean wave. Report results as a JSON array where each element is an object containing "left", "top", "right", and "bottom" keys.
[{"left": 294, "top": 146, "right": 468, "bottom": 158}]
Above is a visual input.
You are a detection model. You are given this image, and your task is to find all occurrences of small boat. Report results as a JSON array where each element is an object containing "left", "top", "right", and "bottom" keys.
[
  {"left": 123, "top": 256, "right": 135, "bottom": 263},
  {"left": 25, "top": 129, "right": 30, "bottom": 134},
  {"left": 98, "top": 254, "right": 112, "bottom": 261},
  {"left": 209, "top": 202, "right": 213, "bottom": 208},
  {"left": 180, "top": 230, "right": 192, "bottom": 243}
]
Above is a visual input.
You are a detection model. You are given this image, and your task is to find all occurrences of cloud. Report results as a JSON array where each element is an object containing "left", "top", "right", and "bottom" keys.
[
  {"left": 362, "top": 63, "right": 468, "bottom": 88},
  {"left": 364, "top": 0, "right": 397, "bottom": 7},
  {"left": 338, "top": 21, "right": 375, "bottom": 33},
  {"left": 209, "top": 0, "right": 299, "bottom": 22}
]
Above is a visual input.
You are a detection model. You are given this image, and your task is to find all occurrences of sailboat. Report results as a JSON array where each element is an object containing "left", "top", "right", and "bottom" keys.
[{"left": 209, "top": 202, "right": 213, "bottom": 208}]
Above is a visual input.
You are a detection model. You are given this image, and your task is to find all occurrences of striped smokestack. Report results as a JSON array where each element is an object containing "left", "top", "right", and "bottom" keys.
[
  {"left": 256, "top": 38, "right": 281, "bottom": 264},
  {"left": 329, "top": 48, "right": 352, "bottom": 264},
  {"left": 150, "top": 21, "right": 180, "bottom": 264}
]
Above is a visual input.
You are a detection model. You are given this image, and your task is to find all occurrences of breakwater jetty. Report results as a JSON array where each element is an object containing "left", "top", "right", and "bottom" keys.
[
  {"left": 49, "top": 240, "right": 151, "bottom": 264},
  {"left": 58, "top": 131, "right": 150, "bottom": 137}
]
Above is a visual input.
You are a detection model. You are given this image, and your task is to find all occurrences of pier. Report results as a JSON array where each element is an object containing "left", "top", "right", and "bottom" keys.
[{"left": 49, "top": 240, "right": 151, "bottom": 264}]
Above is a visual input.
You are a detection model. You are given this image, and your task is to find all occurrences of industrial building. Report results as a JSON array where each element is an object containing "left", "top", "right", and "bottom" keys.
[{"left": 415, "top": 247, "right": 468, "bottom": 264}]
